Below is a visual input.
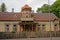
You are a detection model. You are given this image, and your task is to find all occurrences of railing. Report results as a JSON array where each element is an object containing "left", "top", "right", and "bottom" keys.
[{"left": 0, "top": 31, "right": 60, "bottom": 39}]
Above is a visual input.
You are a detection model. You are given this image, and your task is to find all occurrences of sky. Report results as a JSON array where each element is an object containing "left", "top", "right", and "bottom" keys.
[{"left": 0, "top": 0, "right": 56, "bottom": 12}]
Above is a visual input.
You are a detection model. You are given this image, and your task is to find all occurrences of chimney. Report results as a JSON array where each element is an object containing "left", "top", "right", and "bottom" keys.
[{"left": 12, "top": 8, "right": 14, "bottom": 12}]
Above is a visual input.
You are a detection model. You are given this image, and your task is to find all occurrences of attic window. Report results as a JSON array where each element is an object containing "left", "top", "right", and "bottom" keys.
[{"left": 26, "top": 14, "right": 29, "bottom": 18}]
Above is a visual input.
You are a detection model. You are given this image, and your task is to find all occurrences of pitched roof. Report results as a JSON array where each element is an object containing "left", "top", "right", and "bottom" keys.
[
  {"left": 0, "top": 12, "right": 58, "bottom": 21},
  {"left": 33, "top": 13, "right": 58, "bottom": 21},
  {"left": 0, "top": 12, "right": 21, "bottom": 21}
]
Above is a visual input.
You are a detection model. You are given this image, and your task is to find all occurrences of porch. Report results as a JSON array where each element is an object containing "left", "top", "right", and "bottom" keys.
[{"left": 19, "top": 21, "right": 38, "bottom": 32}]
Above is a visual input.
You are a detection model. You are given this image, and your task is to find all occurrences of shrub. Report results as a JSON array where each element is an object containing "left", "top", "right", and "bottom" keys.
[{"left": 11, "top": 31, "right": 16, "bottom": 33}]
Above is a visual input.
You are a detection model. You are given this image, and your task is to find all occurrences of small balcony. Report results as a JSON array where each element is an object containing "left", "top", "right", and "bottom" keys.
[{"left": 21, "top": 18, "right": 33, "bottom": 21}]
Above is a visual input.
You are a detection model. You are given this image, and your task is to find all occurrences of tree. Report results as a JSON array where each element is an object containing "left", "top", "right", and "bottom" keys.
[
  {"left": 51, "top": 0, "right": 60, "bottom": 18},
  {"left": 37, "top": 4, "right": 50, "bottom": 13},
  {"left": 37, "top": 0, "right": 60, "bottom": 18},
  {"left": 1, "top": 3, "right": 6, "bottom": 12}
]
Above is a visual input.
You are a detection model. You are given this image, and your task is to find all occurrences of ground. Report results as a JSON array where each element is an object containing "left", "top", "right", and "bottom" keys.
[{"left": 0, "top": 37, "right": 60, "bottom": 40}]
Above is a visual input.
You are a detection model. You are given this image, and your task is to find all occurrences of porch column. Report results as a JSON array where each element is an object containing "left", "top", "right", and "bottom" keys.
[
  {"left": 32, "top": 24, "right": 33, "bottom": 32},
  {"left": 24, "top": 24, "right": 25, "bottom": 32},
  {"left": 20, "top": 24, "right": 21, "bottom": 32},
  {"left": 36, "top": 24, "right": 38, "bottom": 32}
]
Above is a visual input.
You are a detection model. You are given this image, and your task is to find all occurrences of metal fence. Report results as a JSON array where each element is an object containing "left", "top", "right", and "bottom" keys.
[{"left": 0, "top": 31, "right": 60, "bottom": 39}]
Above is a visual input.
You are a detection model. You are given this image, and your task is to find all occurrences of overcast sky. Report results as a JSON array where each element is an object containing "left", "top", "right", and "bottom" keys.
[{"left": 0, "top": 0, "right": 56, "bottom": 12}]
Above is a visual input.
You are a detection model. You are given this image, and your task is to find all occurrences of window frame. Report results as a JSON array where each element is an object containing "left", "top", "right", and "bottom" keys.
[
  {"left": 37, "top": 23, "right": 40, "bottom": 32},
  {"left": 13, "top": 24, "right": 17, "bottom": 32},
  {"left": 26, "top": 13, "right": 29, "bottom": 18},
  {"left": 5, "top": 24, "right": 9, "bottom": 32},
  {"left": 42, "top": 24, "right": 45, "bottom": 32},
  {"left": 54, "top": 24, "right": 58, "bottom": 31}
]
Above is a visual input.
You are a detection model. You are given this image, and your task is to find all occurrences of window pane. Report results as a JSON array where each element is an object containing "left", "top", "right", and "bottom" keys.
[
  {"left": 6, "top": 25, "right": 9, "bottom": 32},
  {"left": 26, "top": 14, "right": 29, "bottom": 18},
  {"left": 13, "top": 25, "right": 17, "bottom": 32},
  {"left": 42, "top": 24, "right": 45, "bottom": 32},
  {"left": 38, "top": 24, "right": 40, "bottom": 32},
  {"left": 54, "top": 24, "right": 58, "bottom": 31}
]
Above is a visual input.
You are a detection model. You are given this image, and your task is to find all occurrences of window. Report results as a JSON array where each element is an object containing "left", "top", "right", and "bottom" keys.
[
  {"left": 38, "top": 24, "right": 40, "bottom": 32},
  {"left": 42, "top": 24, "right": 45, "bottom": 32},
  {"left": 26, "top": 15, "right": 28, "bottom": 18},
  {"left": 26, "top": 14, "right": 29, "bottom": 18},
  {"left": 6, "top": 25, "right": 9, "bottom": 32},
  {"left": 54, "top": 24, "right": 58, "bottom": 31},
  {"left": 13, "top": 25, "right": 17, "bottom": 32}
]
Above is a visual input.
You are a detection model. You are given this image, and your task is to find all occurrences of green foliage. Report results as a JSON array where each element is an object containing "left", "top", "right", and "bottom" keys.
[
  {"left": 37, "top": 8, "right": 41, "bottom": 12},
  {"left": 11, "top": 31, "right": 16, "bottom": 33},
  {"left": 37, "top": 4, "right": 50, "bottom": 13},
  {"left": 37, "top": 0, "right": 60, "bottom": 18},
  {"left": 51, "top": 0, "right": 60, "bottom": 18},
  {"left": 1, "top": 3, "right": 6, "bottom": 12}
]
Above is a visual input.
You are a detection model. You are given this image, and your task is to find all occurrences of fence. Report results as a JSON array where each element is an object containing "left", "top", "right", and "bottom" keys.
[{"left": 0, "top": 31, "right": 60, "bottom": 39}]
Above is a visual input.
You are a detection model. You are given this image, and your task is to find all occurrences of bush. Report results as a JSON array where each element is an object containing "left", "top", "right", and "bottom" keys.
[{"left": 11, "top": 31, "right": 16, "bottom": 33}]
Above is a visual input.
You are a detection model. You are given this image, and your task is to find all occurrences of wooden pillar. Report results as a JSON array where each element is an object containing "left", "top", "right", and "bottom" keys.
[
  {"left": 29, "top": 24, "right": 31, "bottom": 32},
  {"left": 29, "top": 25, "right": 30, "bottom": 32},
  {"left": 32, "top": 24, "right": 33, "bottom": 32},
  {"left": 20, "top": 24, "right": 21, "bottom": 32},
  {"left": 36, "top": 24, "right": 38, "bottom": 32},
  {"left": 24, "top": 24, "right": 25, "bottom": 32},
  {"left": 29, "top": 23, "right": 31, "bottom": 32}
]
